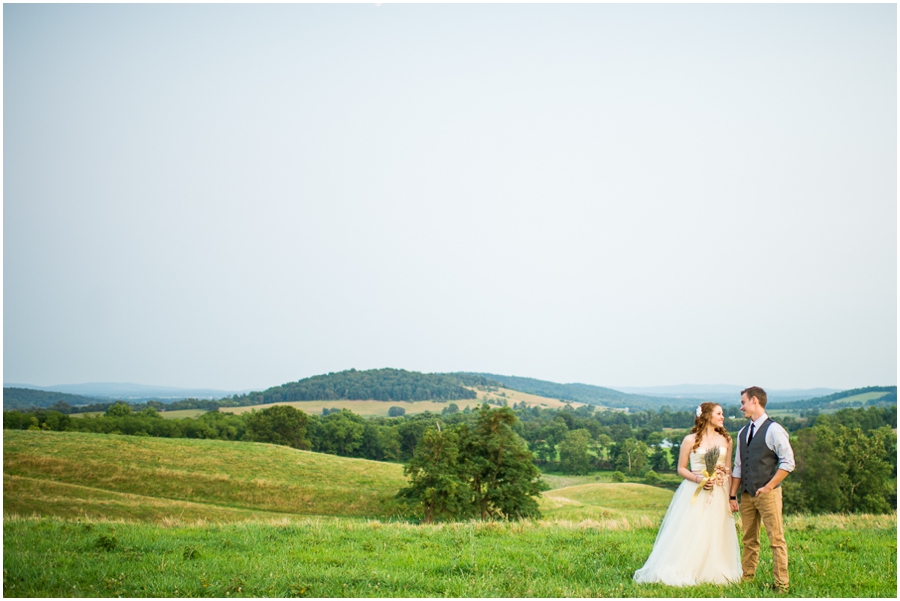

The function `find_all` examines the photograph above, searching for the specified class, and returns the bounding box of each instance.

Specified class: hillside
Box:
[231,368,478,405]
[3,430,408,521]
[455,372,703,410]
[766,386,897,412]
[540,483,673,524]
[4,382,239,400]
[2,387,103,411]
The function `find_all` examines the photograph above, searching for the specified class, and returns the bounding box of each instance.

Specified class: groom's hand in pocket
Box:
[755,484,773,496]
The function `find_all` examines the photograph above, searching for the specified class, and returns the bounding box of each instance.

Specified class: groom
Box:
[729,386,795,593]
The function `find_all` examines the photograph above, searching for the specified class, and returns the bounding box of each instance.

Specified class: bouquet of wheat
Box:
[691,447,729,505]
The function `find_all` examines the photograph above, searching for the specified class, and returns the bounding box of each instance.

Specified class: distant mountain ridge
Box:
[3,382,244,400]
[2,387,105,412]
[611,384,841,402]
[5,370,894,414]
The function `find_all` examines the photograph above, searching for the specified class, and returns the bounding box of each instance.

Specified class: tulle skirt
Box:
[633,479,742,586]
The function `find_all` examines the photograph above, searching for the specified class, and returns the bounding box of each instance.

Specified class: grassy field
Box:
[473,387,587,410]
[217,386,586,418]
[3,513,895,597]
[3,430,407,520]
[4,430,897,597]
[540,482,674,524]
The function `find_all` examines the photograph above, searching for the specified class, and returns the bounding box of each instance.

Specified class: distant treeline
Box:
[5,400,894,516]
[766,386,896,411]
[6,400,894,463]
[7,372,897,419]
[2,387,105,411]
[4,369,484,413]
[231,368,478,405]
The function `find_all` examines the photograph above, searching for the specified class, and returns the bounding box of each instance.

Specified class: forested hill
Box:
[766,386,897,411]
[3,387,103,411]
[451,373,703,410]
[231,368,478,405]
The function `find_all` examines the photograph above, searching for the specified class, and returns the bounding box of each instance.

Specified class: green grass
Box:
[540,482,674,524]
[4,429,897,597]
[3,513,895,597]
[3,430,407,520]
[828,391,892,405]
[541,470,681,490]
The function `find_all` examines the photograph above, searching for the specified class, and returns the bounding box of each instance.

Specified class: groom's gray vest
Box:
[739,418,780,496]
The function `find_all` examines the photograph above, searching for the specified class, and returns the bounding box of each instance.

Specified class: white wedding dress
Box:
[633,445,742,586]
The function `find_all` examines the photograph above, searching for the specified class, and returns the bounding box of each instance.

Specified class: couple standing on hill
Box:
[633,386,794,592]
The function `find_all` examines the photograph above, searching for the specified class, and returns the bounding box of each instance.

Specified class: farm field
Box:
[217,386,586,418]
[4,430,897,597]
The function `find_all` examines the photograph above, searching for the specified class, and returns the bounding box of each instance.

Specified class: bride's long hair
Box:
[691,402,732,452]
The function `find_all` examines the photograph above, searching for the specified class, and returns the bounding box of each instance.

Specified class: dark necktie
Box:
[747,422,756,445]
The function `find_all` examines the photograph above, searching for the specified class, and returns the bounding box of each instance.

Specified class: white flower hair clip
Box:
[695,405,703,418]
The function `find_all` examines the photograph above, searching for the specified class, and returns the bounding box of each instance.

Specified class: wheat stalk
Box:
[703,446,720,475]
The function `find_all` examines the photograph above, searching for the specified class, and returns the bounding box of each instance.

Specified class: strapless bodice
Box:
[689,445,729,473]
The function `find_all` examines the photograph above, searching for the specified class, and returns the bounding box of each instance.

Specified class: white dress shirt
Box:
[732,413,795,479]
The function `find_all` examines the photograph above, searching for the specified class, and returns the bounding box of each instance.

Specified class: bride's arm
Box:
[676,434,702,484]
[724,439,734,501]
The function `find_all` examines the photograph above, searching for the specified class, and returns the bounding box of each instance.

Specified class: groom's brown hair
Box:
[741,386,768,408]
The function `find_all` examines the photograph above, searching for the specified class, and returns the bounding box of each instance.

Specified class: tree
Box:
[137,407,162,419]
[558,429,593,475]
[244,405,310,450]
[459,406,545,520]
[649,446,672,472]
[397,426,470,523]
[785,423,895,514]
[104,402,131,417]
[532,418,569,464]
[614,438,649,475]
[317,409,366,456]
[399,406,545,522]
[388,406,406,417]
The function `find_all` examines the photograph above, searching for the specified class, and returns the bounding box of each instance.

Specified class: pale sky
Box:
[3,3,897,392]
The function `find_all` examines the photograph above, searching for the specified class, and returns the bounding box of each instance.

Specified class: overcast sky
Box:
[3,3,896,392]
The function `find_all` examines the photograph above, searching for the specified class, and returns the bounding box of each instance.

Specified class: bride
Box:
[633,402,742,586]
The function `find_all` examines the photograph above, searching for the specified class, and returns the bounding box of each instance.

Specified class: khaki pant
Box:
[740,487,788,588]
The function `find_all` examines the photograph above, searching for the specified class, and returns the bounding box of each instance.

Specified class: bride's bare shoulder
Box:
[682,433,696,445]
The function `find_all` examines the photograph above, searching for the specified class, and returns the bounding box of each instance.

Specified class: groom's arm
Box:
[755,469,790,496]
[729,478,741,512]
[756,424,795,496]
[729,439,742,511]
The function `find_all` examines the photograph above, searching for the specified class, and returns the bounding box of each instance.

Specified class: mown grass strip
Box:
[3,514,895,597]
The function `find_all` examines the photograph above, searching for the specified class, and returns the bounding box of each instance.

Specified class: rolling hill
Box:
[3,429,408,521]
[454,372,705,409]
[4,429,674,526]
[230,368,479,405]
[2,387,104,411]
[766,386,896,412]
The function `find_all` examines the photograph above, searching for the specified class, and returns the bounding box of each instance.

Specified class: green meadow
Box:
[4,430,897,597]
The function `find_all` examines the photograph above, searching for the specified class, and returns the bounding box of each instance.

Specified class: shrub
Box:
[612,471,626,483]
[644,469,659,485]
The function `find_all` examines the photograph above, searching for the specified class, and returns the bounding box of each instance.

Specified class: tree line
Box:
[228,368,478,405]
[4,401,894,518]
